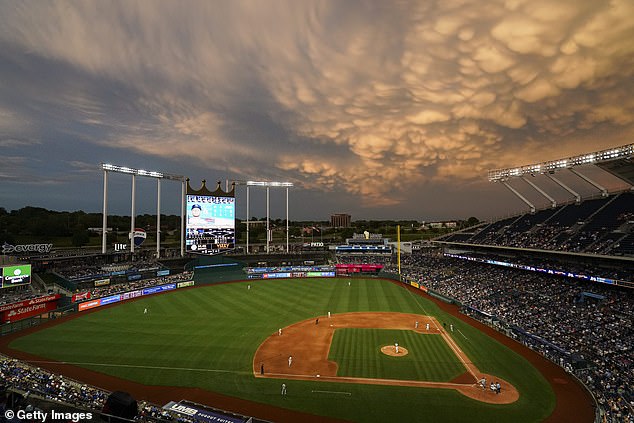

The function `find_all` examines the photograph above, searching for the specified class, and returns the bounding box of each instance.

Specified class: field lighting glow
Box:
[488,143,634,182]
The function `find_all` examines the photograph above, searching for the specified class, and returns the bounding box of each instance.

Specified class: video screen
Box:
[186,194,235,254]
[1,264,32,289]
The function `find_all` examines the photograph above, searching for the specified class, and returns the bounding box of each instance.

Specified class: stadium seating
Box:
[395,253,633,423]
[440,192,634,257]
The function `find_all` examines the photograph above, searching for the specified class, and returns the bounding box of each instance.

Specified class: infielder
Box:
[288,355,293,367]
[278,328,282,336]
[415,321,419,329]
[281,383,287,395]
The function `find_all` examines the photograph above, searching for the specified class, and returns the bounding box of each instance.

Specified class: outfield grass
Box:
[10,277,555,422]
[329,328,464,382]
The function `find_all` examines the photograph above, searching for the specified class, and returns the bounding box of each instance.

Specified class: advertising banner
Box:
[94,278,111,287]
[1,299,59,323]
[157,269,171,277]
[72,292,92,303]
[100,294,121,305]
[78,299,102,312]
[121,290,143,300]
[410,281,420,289]
[163,401,246,423]
[177,281,195,288]
[1,264,32,288]
[142,283,176,295]
[0,294,61,313]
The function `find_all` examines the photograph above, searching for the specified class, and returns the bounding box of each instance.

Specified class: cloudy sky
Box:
[0,0,633,221]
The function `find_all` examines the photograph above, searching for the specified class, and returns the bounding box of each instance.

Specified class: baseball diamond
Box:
[1,276,593,423]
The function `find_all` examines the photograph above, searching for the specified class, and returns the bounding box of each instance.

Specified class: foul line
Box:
[457,328,468,339]
[23,360,246,375]
[311,390,351,396]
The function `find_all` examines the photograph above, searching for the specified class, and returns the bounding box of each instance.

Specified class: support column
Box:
[156,178,161,258]
[522,177,557,208]
[246,185,250,255]
[130,174,136,254]
[547,174,581,203]
[102,170,108,254]
[266,186,270,254]
[570,168,607,197]
[503,181,535,213]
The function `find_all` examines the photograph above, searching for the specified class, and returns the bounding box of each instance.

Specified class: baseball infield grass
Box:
[9,276,555,423]
[329,328,465,381]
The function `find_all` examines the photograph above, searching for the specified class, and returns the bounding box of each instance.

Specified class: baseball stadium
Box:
[0,144,632,423]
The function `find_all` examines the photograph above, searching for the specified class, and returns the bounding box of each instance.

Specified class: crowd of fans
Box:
[394,253,633,423]
[444,193,634,257]
[0,288,40,307]
[56,260,164,283]
[0,354,233,422]
[78,271,194,300]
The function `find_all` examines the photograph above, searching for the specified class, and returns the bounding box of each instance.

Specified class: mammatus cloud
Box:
[0,0,633,210]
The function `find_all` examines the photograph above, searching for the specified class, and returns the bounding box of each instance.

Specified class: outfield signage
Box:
[2,243,52,254]
[94,278,111,287]
[72,292,92,303]
[163,401,246,423]
[0,294,61,313]
[78,282,190,312]
[444,253,632,288]
[142,283,176,295]
[121,290,143,300]
[1,264,32,288]
[100,294,122,306]
[0,294,61,323]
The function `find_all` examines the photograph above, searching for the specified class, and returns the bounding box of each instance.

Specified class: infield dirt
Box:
[253,311,519,404]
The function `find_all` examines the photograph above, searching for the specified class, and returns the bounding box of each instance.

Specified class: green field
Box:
[10,276,555,422]
[329,328,464,381]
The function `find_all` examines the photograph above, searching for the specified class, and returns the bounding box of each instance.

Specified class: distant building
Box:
[331,213,351,228]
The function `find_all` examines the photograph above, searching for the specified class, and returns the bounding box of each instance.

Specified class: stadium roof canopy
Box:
[488,143,634,183]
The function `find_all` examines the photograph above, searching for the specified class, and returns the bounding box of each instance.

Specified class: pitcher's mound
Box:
[381,345,409,357]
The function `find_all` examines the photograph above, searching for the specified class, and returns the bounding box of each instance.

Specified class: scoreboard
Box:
[1,264,32,289]
[186,194,235,254]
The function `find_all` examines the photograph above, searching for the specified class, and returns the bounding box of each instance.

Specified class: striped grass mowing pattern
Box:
[328,328,465,382]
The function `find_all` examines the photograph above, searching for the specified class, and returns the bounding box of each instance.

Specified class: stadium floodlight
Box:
[488,143,634,182]
[101,163,186,257]
[234,180,294,254]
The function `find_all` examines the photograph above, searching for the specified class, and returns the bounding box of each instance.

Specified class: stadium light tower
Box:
[233,180,294,254]
[101,164,185,257]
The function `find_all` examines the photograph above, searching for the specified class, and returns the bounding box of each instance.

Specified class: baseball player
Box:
[278,328,282,336]
[415,321,419,329]
[426,323,430,331]
[281,383,287,395]
[395,342,399,354]
[144,308,148,314]
[288,355,292,367]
